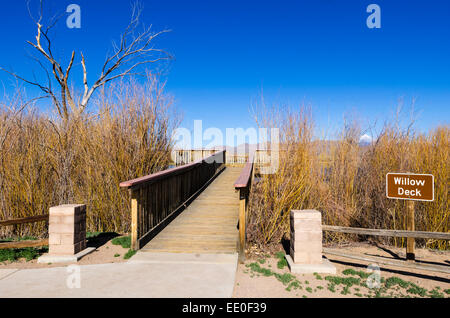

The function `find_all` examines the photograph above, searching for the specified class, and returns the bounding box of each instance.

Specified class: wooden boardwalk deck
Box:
[140,167,242,254]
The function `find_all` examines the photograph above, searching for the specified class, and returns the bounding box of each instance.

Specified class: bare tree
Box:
[0,0,171,204]
[0,0,171,120]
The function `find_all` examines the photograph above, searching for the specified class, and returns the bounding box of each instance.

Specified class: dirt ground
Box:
[0,233,129,269]
[233,242,450,298]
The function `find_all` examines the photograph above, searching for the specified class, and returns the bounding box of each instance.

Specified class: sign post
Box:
[406,200,415,261]
[386,173,434,262]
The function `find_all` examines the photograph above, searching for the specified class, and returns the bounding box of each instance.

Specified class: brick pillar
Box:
[48,204,87,255]
[290,210,322,264]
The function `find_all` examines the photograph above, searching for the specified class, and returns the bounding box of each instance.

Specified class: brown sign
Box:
[386,173,434,201]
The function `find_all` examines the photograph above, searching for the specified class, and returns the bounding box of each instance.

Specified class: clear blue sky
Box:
[0,0,449,144]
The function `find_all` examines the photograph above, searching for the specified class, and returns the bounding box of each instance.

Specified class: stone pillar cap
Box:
[49,204,86,215]
[290,209,321,219]
[51,204,85,208]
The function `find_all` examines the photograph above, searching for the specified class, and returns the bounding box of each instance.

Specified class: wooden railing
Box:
[225,154,249,165]
[120,150,226,250]
[0,214,49,249]
[171,149,219,166]
[172,149,276,175]
[172,149,249,166]
[234,152,255,261]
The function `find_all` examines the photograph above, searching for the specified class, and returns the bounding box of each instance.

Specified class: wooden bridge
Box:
[120,150,254,258]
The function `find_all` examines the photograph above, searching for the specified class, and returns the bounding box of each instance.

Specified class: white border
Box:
[386,173,434,202]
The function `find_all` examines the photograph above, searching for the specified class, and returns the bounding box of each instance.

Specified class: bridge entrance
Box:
[120,151,253,257]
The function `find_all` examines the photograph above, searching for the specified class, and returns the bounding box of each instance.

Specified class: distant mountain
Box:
[359,134,373,146]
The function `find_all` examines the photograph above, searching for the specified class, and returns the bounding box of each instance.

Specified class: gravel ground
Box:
[233,243,450,298]
[0,233,129,269]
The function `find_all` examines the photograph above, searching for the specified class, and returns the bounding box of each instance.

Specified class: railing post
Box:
[238,188,247,262]
[130,188,139,250]
[234,152,254,262]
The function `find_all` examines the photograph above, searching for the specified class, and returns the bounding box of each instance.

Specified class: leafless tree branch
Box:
[1,0,171,120]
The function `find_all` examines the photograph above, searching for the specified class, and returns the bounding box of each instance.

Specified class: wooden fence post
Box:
[406,200,415,261]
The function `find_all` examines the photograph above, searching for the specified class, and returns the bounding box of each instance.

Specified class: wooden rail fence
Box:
[234,153,255,261]
[323,225,450,241]
[0,214,49,249]
[323,225,450,273]
[120,150,226,250]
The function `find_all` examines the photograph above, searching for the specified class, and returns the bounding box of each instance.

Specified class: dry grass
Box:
[249,104,449,250]
[0,76,179,238]
[248,106,316,244]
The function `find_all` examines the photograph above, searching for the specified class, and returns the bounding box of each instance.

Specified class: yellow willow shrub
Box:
[73,78,180,233]
[0,107,58,237]
[248,106,318,245]
[248,104,449,250]
[352,125,416,246]
[0,77,180,238]
[408,127,449,249]
[312,120,362,244]
[321,121,360,223]
[354,125,449,249]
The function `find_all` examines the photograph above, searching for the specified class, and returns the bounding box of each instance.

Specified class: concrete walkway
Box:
[0,252,238,298]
